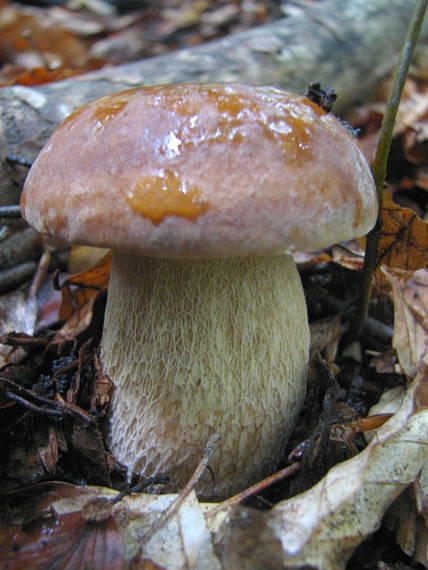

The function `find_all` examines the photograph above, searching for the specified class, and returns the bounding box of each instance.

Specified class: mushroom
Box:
[20,83,377,498]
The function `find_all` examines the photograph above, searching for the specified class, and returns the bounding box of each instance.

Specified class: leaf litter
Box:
[1,3,428,568]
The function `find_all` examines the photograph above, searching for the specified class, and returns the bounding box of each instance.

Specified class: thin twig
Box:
[80,475,170,523]
[1,376,95,424]
[205,462,300,519]
[0,333,49,347]
[0,227,43,270]
[0,261,37,294]
[141,433,220,543]
[352,0,428,340]
[4,391,65,418]
[6,153,33,168]
[112,475,170,505]
[28,247,52,299]
[0,205,22,218]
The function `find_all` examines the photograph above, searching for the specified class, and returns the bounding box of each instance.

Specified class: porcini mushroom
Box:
[21,83,377,498]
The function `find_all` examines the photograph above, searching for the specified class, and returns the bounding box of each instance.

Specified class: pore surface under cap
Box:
[21,83,377,257]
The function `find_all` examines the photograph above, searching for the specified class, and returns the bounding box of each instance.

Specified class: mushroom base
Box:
[102,253,309,498]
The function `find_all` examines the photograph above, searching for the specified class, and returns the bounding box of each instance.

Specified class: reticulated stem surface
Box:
[102,253,309,498]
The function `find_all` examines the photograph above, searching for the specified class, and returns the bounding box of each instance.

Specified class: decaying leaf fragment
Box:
[224,372,428,570]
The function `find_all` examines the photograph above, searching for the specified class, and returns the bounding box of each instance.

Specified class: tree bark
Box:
[0,0,426,205]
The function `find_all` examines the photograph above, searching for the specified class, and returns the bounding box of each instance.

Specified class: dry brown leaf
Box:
[0,483,124,570]
[0,8,89,69]
[51,253,110,345]
[6,438,48,489]
[59,251,111,321]
[377,190,428,272]
[33,423,66,475]
[382,267,428,378]
[9,66,81,86]
[54,292,100,345]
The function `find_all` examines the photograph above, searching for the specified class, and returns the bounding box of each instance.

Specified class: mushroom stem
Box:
[101,252,309,498]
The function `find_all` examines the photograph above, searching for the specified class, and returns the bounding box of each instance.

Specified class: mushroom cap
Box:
[21,83,377,257]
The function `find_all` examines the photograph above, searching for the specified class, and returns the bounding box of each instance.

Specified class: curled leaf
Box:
[224,371,428,569]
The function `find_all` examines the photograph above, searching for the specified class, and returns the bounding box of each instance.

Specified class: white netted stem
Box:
[101,253,309,498]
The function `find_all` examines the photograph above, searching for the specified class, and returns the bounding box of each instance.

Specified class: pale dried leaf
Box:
[54,490,221,569]
[139,493,221,570]
[224,373,428,569]
[367,385,405,418]
[383,267,428,378]
[416,458,428,518]
[368,384,428,567]
[0,290,37,366]
[411,459,428,567]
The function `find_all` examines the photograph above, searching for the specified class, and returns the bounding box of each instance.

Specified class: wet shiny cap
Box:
[21,83,377,257]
